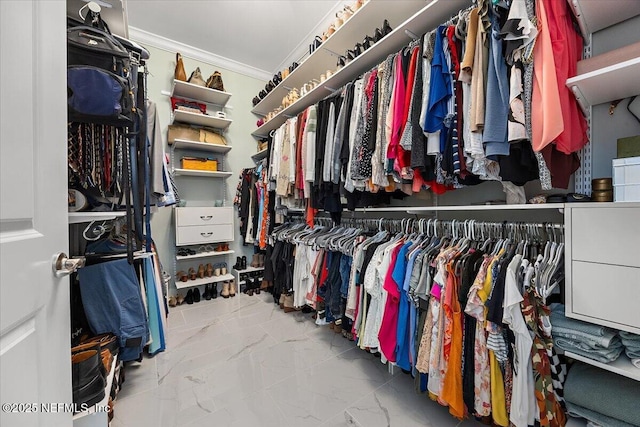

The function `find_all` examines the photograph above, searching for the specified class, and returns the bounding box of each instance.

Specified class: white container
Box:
[613,156,640,202]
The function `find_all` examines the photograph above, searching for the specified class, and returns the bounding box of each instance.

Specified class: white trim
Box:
[128,27,272,82]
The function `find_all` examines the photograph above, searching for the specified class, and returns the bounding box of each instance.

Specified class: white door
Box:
[0,1,72,426]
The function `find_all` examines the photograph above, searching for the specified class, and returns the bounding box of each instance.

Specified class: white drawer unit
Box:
[565,203,640,334]
[175,207,234,246]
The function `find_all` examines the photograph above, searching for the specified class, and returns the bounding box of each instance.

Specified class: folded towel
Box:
[619,331,640,342]
[566,402,637,427]
[555,337,623,363]
[564,363,640,426]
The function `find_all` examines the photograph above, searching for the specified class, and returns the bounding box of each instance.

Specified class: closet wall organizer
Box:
[66,5,169,427]
[251,0,640,426]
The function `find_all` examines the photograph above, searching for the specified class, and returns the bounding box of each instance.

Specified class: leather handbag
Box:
[206,71,225,92]
[175,53,187,81]
[188,67,206,87]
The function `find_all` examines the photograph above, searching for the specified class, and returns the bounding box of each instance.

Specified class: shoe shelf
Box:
[171,79,232,107]
[234,266,264,274]
[564,351,640,382]
[251,147,269,162]
[175,273,235,290]
[172,138,232,154]
[251,0,427,117]
[568,0,640,39]
[68,211,127,224]
[173,169,233,178]
[251,0,472,137]
[176,249,235,261]
[172,110,233,130]
[73,355,119,425]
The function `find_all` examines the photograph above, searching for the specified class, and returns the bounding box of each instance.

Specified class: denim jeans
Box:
[339,255,352,297]
[78,258,148,362]
[324,252,343,319]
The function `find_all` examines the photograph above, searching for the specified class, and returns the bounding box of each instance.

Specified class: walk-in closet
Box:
[1,0,639,426]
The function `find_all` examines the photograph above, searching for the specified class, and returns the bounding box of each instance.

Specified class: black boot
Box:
[233,256,241,270]
[211,283,218,299]
[193,287,201,303]
[241,256,247,270]
[203,284,211,300]
[185,289,194,304]
[72,349,106,410]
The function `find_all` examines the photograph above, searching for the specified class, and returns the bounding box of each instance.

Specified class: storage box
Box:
[617,135,640,159]
[199,128,227,145]
[168,124,200,143]
[613,156,640,202]
[181,157,218,171]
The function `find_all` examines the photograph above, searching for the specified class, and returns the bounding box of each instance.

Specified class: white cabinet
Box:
[565,203,640,335]
[175,207,234,246]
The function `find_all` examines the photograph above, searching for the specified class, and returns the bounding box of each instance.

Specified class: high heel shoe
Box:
[382,19,392,36]
[188,267,197,281]
[197,264,205,279]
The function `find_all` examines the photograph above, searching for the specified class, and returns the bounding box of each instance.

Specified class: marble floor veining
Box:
[112,292,586,427]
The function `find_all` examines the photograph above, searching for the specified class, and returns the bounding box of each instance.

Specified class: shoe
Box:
[221,281,230,298]
[233,256,241,270]
[188,267,197,281]
[252,96,260,106]
[176,293,185,305]
[258,254,265,268]
[259,89,267,99]
[245,278,254,296]
[228,279,236,297]
[250,254,259,268]
[73,334,118,358]
[72,349,106,410]
[373,27,384,42]
[279,293,285,309]
[283,294,296,313]
[168,296,177,307]
[220,262,228,275]
[254,279,260,295]
[211,283,218,299]
[205,263,213,277]
[176,270,188,282]
[203,284,211,300]
[241,256,247,270]
[214,264,221,276]
[382,19,392,36]
[185,289,194,304]
[197,264,205,279]
[362,35,375,50]
[193,287,201,303]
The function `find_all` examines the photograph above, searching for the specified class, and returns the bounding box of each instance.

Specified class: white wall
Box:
[141,44,265,296]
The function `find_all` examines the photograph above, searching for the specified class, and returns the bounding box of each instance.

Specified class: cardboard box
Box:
[181,157,218,171]
[199,128,227,145]
[168,124,200,143]
[617,135,640,159]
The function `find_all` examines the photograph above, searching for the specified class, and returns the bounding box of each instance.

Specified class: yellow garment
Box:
[489,350,509,426]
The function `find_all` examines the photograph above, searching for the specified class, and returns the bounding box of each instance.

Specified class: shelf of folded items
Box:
[251,0,427,116]
[251,0,472,137]
[73,354,119,422]
[564,351,640,382]
[176,249,235,261]
[172,110,232,130]
[175,273,234,290]
[172,138,232,154]
[171,79,232,107]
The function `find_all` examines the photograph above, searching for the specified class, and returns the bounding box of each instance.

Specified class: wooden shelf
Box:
[567,57,640,112]
[175,273,234,290]
[176,249,235,261]
[68,211,127,224]
[568,0,640,39]
[251,0,428,117]
[171,79,231,107]
[172,138,232,154]
[251,148,269,161]
[172,110,232,129]
[565,351,640,382]
[73,355,118,421]
[173,169,233,178]
[251,0,472,137]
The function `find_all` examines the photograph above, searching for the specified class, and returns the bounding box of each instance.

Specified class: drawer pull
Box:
[200,215,213,221]
[200,232,213,237]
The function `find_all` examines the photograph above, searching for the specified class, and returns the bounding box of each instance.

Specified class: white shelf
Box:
[568,0,640,39]
[173,169,233,178]
[172,110,232,129]
[171,79,231,107]
[251,148,269,161]
[73,355,118,422]
[567,57,640,112]
[251,0,472,137]
[234,266,264,274]
[565,351,640,382]
[172,138,232,154]
[175,273,234,290]
[176,249,234,261]
[68,211,127,224]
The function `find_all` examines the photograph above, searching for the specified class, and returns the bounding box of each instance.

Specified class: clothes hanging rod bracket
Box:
[404,29,419,40]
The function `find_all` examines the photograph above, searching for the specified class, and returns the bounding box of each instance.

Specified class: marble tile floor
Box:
[112,292,586,427]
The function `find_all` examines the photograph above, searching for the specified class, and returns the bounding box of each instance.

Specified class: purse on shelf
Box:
[188,67,207,87]
[206,71,225,92]
[175,53,186,81]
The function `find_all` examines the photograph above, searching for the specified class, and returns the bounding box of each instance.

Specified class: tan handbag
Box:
[175,53,186,81]
[206,71,225,92]
[188,67,207,87]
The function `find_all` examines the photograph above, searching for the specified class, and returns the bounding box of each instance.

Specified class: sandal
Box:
[188,267,197,281]
[176,270,188,282]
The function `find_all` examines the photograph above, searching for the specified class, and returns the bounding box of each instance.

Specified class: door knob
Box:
[52,252,86,278]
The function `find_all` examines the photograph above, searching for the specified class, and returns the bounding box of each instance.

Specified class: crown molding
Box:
[128,27,272,82]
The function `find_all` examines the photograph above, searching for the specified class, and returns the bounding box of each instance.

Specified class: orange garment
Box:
[441,262,466,420]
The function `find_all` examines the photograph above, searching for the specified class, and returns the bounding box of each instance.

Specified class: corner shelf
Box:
[68,211,127,224]
[175,273,234,290]
[172,138,232,154]
[173,169,233,178]
[176,249,235,261]
[568,0,640,39]
[234,266,264,274]
[251,148,269,161]
[251,0,472,137]
[73,355,118,423]
[172,110,232,129]
[564,351,640,382]
[171,79,232,107]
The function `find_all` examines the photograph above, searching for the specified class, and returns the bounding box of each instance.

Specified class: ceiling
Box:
[126,0,340,74]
